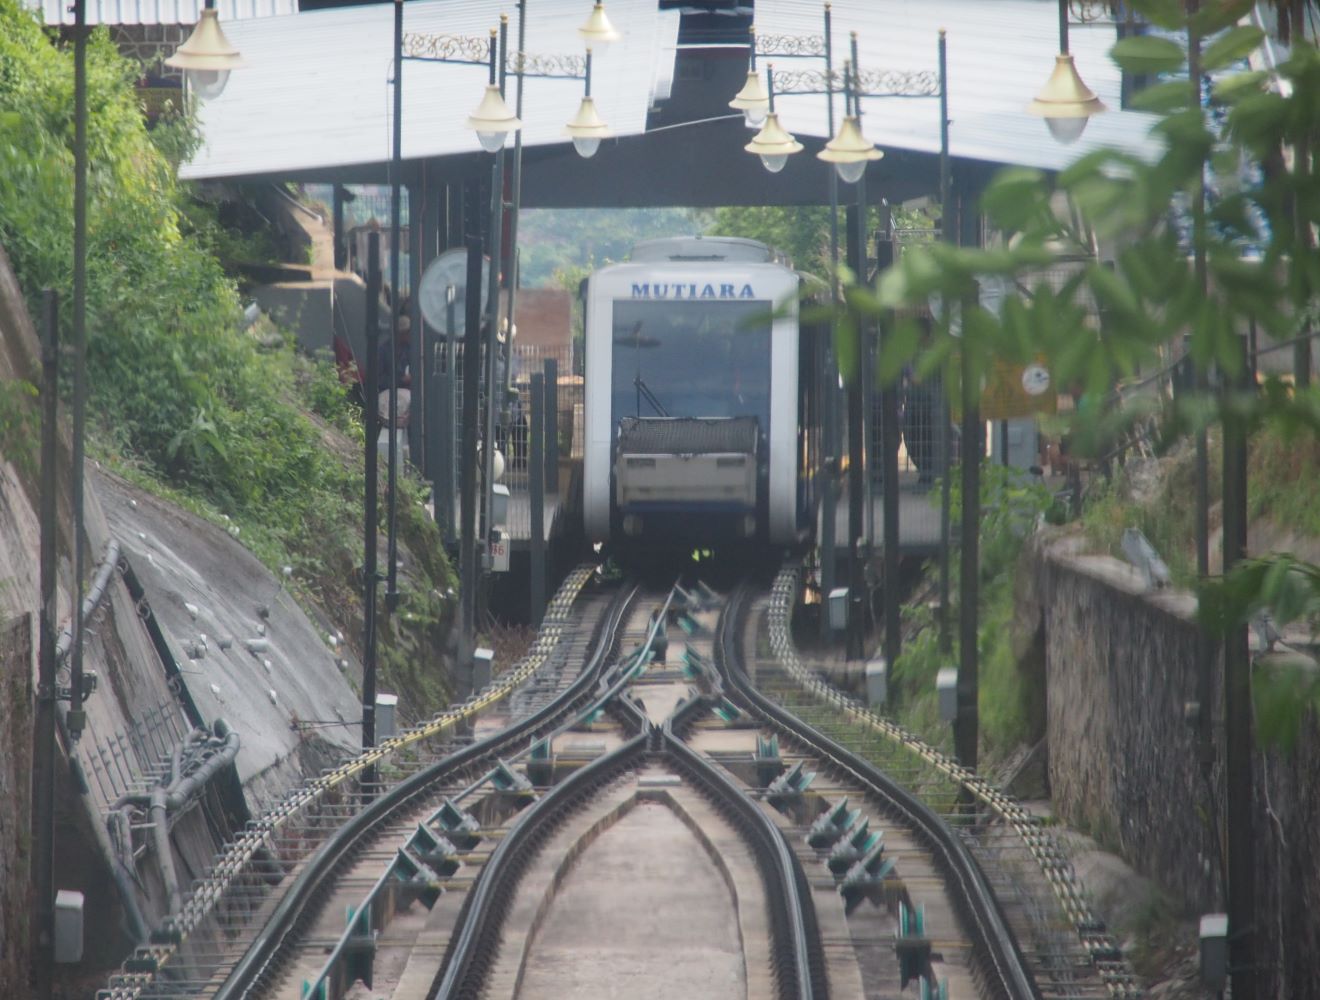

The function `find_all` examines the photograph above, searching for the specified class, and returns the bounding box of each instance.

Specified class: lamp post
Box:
[164,0,244,99]
[745,21,941,662]
[385,0,405,613]
[1027,0,1106,144]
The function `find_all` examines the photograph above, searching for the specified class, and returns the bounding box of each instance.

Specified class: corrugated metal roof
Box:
[178,0,680,181]
[753,0,1165,171]
[25,0,295,27]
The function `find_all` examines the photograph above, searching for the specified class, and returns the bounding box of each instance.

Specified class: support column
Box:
[459,236,485,693]
[876,224,900,671]
[953,177,982,772]
[408,180,424,471]
[362,234,382,749]
[845,201,867,661]
[529,371,546,626]
[332,185,347,271]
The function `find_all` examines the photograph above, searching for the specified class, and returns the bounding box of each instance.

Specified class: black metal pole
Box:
[333,185,347,271]
[362,234,382,749]
[409,183,424,471]
[937,30,953,655]
[529,371,546,626]
[845,48,868,661]
[954,181,981,772]
[1223,342,1255,1000]
[459,236,484,690]
[385,0,404,613]
[850,35,875,593]
[878,222,901,671]
[846,195,866,661]
[504,0,527,418]
[431,285,456,543]
[69,0,87,744]
[483,21,509,598]
[544,356,559,493]
[1057,0,1069,54]
[820,1,839,638]
[34,289,59,1000]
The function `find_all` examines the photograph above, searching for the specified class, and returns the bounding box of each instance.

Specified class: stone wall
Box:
[0,615,31,995]
[1020,534,1320,998]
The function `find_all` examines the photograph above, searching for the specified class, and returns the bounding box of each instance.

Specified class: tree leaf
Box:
[1200,25,1265,72]
[1110,35,1187,76]
[1128,80,1192,113]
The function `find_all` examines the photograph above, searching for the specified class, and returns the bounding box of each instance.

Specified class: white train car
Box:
[582,236,821,552]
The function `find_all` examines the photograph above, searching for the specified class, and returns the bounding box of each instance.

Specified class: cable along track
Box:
[97,564,609,1000]
[708,581,1041,1000]
[754,564,1142,999]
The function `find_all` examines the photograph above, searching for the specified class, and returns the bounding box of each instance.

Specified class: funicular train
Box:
[581,236,825,555]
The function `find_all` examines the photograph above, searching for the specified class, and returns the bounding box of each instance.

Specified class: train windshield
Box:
[611,300,772,435]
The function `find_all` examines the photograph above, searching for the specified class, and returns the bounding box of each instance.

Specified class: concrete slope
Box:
[96,470,362,810]
[0,242,363,975]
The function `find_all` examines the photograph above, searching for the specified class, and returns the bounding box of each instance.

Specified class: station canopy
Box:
[176,0,680,181]
[753,0,1163,172]
[25,0,296,26]
[171,0,1167,205]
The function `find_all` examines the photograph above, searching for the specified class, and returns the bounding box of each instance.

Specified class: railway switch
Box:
[808,797,860,848]
[527,737,555,785]
[406,824,461,877]
[894,901,932,987]
[829,822,881,875]
[435,799,481,850]
[392,847,444,910]
[841,841,899,914]
[754,734,783,786]
[766,760,815,805]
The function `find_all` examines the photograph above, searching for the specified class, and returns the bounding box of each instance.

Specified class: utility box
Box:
[375,692,399,742]
[828,588,849,633]
[937,668,958,723]
[489,527,510,573]
[54,889,84,963]
[865,658,888,707]
[491,483,510,528]
[1199,913,1228,989]
[473,647,494,693]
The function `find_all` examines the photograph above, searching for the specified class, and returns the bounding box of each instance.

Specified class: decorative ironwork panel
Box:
[403,31,489,63]
[513,51,586,79]
[857,68,940,97]
[1068,0,1119,24]
[773,67,939,98]
[756,33,827,58]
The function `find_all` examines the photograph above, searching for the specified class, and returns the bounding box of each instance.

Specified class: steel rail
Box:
[718,579,1043,1000]
[211,579,642,1000]
[99,566,601,1000]
[660,708,824,1000]
[760,565,1141,997]
[430,688,654,999]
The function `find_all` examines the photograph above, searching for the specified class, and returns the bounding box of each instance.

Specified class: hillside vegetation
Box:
[0,0,454,711]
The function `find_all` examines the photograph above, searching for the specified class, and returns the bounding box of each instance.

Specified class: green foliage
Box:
[0,0,456,717]
[890,465,1054,763]
[0,378,38,478]
[708,205,833,273]
[517,208,711,287]
[829,4,1320,753]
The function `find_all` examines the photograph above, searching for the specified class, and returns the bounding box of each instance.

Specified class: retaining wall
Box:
[1019,534,1320,998]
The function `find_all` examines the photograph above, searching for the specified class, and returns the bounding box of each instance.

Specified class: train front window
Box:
[611,300,772,432]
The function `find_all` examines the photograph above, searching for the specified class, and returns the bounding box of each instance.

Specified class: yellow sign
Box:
[981,357,1058,420]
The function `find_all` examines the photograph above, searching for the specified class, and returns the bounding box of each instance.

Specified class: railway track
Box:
[102,568,1054,1000]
